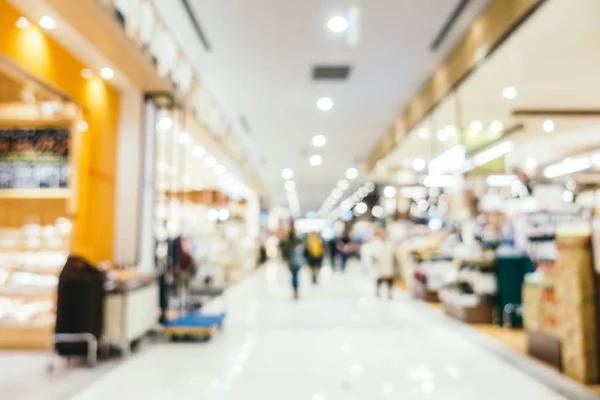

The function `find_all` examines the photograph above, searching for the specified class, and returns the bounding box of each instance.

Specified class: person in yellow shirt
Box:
[304,231,324,284]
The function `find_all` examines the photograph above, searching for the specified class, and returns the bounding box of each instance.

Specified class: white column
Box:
[113,89,143,265]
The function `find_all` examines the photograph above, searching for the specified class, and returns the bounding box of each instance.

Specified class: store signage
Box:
[428,145,466,176]
[0,129,70,189]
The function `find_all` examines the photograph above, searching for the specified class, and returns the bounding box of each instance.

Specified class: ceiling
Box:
[381,0,600,181]
[152,0,492,212]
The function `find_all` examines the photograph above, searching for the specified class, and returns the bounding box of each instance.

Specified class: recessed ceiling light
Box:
[207,209,219,221]
[502,86,518,99]
[337,180,349,190]
[470,120,483,133]
[437,130,448,142]
[309,154,323,166]
[179,132,190,144]
[418,128,430,139]
[158,116,173,131]
[218,208,230,221]
[355,202,368,214]
[81,68,93,79]
[445,125,457,136]
[316,97,334,111]
[327,16,349,33]
[312,134,327,147]
[525,157,538,170]
[99,67,114,80]
[413,158,426,172]
[285,180,296,191]
[346,168,359,180]
[16,17,29,29]
[193,145,205,157]
[281,168,293,180]
[365,182,375,192]
[490,120,503,133]
[157,162,169,172]
[384,186,396,198]
[205,156,217,168]
[371,205,384,218]
[76,120,88,132]
[542,119,555,133]
[332,188,343,198]
[39,16,56,30]
[215,164,226,175]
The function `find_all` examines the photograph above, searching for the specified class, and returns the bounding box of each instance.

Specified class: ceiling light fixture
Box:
[316,97,334,111]
[207,209,219,221]
[158,116,173,131]
[437,130,448,142]
[99,67,115,80]
[445,125,457,137]
[309,154,323,166]
[544,156,591,179]
[312,134,327,147]
[502,86,518,99]
[16,17,29,29]
[346,168,359,180]
[81,68,93,79]
[490,120,503,133]
[383,186,396,198]
[39,16,56,30]
[214,164,226,175]
[179,132,190,144]
[205,156,217,168]
[355,202,368,214]
[76,120,88,132]
[371,205,384,218]
[486,175,517,187]
[470,120,484,133]
[332,188,343,198]
[423,175,457,188]
[327,16,349,33]
[193,145,205,158]
[337,180,349,190]
[281,168,293,180]
[542,119,555,133]
[413,158,426,172]
[472,141,514,167]
[525,157,537,170]
[285,180,296,191]
[418,128,430,140]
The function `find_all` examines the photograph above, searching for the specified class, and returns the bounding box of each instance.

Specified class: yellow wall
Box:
[0,0,120,263]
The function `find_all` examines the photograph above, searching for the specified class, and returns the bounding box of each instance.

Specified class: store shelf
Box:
[0,189,70,199]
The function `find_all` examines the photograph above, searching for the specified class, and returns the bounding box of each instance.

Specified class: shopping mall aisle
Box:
[72,262,567,400]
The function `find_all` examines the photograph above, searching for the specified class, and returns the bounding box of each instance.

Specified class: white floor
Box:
[71,262,567,400]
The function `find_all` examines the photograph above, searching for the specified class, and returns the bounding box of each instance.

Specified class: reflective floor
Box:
[72,262,566,400]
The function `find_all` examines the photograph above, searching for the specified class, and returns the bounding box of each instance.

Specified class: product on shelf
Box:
[554,234,598,384]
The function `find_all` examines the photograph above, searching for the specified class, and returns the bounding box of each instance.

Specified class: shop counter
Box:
[102,273,159,353]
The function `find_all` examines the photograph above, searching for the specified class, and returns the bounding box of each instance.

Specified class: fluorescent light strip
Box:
[423,175,456,188]
[544,156,592,179]
[486,175,517,187]
[472,141,514,167]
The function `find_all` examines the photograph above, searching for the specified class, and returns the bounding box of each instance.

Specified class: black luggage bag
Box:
[54,256,106,360]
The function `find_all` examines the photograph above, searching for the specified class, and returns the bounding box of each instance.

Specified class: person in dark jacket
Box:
[279,227,303,300]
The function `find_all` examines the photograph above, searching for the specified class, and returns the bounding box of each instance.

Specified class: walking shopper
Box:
[279,228,302,300]
[337,231,352,272]
[371,227,396,299]
[305,231,324,284]
[328,238,337,268]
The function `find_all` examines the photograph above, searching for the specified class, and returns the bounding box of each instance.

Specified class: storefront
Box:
[0,0,121,348]
[368,0,600,390]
